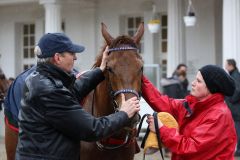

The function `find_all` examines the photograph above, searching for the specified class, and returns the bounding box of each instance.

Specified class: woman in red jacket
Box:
[142,65,237,160]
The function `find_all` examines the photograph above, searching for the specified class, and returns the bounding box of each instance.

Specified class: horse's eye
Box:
[139,66,143,73]
[106,67,114,74]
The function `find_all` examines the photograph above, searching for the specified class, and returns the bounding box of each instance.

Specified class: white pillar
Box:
[39,0,62,33]
[223,0,240,68]
[167,0,185,77]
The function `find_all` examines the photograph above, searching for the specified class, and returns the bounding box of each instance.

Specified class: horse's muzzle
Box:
[129,112,141,128]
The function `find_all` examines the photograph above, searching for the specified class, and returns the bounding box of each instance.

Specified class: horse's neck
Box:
[93,79,115,117]
[0,79,9,95]
[82,79,113,116]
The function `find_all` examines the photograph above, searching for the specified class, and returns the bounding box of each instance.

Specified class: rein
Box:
[137,113,165,160]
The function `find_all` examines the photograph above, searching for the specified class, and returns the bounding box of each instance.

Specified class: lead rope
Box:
[137,112,164,160]
[153,112,164,160]
[136,113,150,160]
[136,114,151,137]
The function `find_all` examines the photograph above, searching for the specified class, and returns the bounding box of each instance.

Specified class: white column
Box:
[39,0,62,33]
[167,0,185,77]
[223,0,240,68]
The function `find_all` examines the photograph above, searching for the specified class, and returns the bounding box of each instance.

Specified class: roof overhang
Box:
[0,0,38,6]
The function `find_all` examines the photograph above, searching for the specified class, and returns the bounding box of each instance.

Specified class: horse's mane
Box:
[92,35,141,68]
[92,44,107,69]
[0,73,9,100]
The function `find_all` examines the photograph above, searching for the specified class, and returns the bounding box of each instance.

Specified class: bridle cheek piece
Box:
[112,89,141,112]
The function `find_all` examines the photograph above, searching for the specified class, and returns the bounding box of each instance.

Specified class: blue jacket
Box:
[4,66,36,128]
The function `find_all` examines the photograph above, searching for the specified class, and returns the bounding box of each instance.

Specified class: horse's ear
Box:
[101,23,114,45]
[132,22,144,44]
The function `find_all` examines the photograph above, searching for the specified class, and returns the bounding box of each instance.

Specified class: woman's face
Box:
[224,61,233,73]
[190,71,211,100]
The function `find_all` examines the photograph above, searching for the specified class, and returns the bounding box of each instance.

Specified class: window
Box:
[160,14,168,78]
[161,59,167,78]
[22,24,35,70]
[161,15,168,53]
[126,16,144,53]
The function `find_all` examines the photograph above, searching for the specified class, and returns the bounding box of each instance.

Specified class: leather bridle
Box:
[96,45,142,150]
[106,46,142,111]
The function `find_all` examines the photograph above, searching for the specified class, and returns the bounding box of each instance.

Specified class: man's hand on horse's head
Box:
[100,46,109,71]
[120,94,140,118]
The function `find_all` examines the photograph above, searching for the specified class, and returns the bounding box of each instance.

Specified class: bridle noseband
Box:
[111,89,141,112]
[113,89,140,100]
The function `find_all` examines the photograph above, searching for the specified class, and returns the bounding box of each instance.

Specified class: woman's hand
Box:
[147,115,164,133]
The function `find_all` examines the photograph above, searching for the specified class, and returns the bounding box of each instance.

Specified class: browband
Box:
[108,46,138,54]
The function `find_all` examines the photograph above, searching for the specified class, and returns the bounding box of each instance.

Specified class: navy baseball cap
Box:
[36,33,85,58]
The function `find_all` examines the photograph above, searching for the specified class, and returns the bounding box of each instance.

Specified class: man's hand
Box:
[99,46,109,71]
[119,94,140,118]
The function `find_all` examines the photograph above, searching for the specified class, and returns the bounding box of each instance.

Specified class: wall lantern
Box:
[148,4,160,33]
[183,0,196,27]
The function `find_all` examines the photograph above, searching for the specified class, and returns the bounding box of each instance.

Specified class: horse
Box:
[0,72,17,160]
[0,73,9,109]
[80,22,144,160]
[0,72,14,160]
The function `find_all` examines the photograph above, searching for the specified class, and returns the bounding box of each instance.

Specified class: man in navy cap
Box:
[15,33,140,160]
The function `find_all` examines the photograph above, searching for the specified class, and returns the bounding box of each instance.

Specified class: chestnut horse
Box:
[0,72,9,112]
[0,73,9,105]
[80,23,144,160]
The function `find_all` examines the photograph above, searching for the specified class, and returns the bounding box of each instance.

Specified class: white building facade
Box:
[0,0,239,79]
[0,0,239,135]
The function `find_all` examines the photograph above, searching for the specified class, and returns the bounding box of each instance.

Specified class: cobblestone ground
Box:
[0,137,169,160]
[1,138,240,160]
[0,137,6,160]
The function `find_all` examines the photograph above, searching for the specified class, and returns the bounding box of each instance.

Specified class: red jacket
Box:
[142,76,236,160]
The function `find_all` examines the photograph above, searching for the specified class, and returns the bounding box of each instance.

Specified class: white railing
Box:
[138,64,161,137]
[143,64,161,90]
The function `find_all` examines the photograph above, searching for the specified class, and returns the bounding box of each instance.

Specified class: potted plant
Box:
[183,11,196,27]
[147,19,160,33]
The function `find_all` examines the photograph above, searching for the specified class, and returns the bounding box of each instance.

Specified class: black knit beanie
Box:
[199,65,235,96]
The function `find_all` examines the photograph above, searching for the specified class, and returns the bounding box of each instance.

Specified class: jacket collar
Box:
[36,63,76,88]
[229,68,239,75]
[185,93,224,115]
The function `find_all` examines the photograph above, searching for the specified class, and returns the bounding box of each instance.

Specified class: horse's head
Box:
[101,22,144,128]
